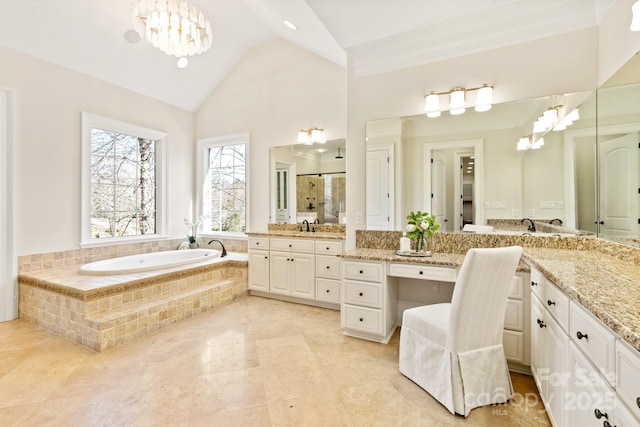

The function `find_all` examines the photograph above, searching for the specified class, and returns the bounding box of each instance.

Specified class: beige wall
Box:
[196,39,347,232]
[0,45,196,255]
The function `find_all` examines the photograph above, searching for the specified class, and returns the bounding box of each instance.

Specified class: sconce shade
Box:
[449,89,466,115]
[474,85,493,112]
[517,136,531,151]
[298,128,324,145]
[532,119,548,134]
[543,107,558,123]
[425,93,441,118]
[531,138,544,149]
[632,0,640,31]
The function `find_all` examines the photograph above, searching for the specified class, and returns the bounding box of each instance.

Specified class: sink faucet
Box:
[521,218,536,232]
[313,219,320,224]
[207,239,227,257]
[550,218,563,225]
[302,219,310,232]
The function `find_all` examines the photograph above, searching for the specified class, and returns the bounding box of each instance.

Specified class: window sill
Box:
[79,234,171,248]
[199,232,248,241]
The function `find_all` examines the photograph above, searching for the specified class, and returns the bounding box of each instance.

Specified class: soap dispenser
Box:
[400,232,411,252]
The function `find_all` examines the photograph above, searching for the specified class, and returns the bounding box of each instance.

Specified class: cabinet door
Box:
[568,342,617,427]
[291,253,315,299]
[270,251,292,295]
[530,296,546,385]
[248,250,269,291]
[544,315,569,427]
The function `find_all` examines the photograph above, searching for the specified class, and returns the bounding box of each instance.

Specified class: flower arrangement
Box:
[405,210,440,252]
[184,215,206,246]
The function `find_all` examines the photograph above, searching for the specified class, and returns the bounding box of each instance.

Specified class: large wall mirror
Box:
[270,139,346,224]
[365,51,640,246]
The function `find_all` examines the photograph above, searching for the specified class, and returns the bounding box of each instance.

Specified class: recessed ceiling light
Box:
[177,57,189,69]
[283,20,298,31]
[316,148,326,153]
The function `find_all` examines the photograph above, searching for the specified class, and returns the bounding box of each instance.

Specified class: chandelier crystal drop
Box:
[132,0,213,57]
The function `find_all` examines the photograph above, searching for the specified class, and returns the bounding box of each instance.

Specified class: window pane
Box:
[90,128,157,238]
[207,142,246,233]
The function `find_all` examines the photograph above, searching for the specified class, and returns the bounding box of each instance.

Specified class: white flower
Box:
[406,224,416,232]
[421,220,429,230]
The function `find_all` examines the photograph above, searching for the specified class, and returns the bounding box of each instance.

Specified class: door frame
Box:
[424,139,484,227]
[270,157,296,224]
[0,87,16,321]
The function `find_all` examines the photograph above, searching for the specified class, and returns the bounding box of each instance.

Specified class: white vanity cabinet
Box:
[341,260,398,344]
[248,237,270,292]
[529,266,640,427]
[248,235,343,308]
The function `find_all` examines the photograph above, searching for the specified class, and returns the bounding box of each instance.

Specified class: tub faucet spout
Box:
[207,239,227,257]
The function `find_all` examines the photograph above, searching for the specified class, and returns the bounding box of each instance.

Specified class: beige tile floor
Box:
[0,296,551,426]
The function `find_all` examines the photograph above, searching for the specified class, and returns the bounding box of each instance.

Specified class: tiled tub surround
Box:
[351,230,640,353]
[18,252,248,352]
[18,237,248,274]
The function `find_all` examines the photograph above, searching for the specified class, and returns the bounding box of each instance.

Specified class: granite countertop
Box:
[247,230,345,240]
[522,247,640,353]
[341,247,640,353]
[339,248,530,272]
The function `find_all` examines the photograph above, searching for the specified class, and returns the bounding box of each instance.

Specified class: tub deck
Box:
[18,253,248,351]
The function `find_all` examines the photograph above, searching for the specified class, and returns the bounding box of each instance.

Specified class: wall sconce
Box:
[424,84,494,117]
[297,127,325,145]
[517,135,545,151]
[552,108,580,131]
[632,0,640,31]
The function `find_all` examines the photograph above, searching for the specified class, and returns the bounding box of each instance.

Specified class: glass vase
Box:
[414,233,428,253]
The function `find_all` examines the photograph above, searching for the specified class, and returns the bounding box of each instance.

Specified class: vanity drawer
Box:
[507,276,524,300]
[570,301,616,381]
[503,330,524,363]
[504,299,524,331]
[388,262,457,282]
[616,340,640,421]
[316,255,341,280]
[343,260,384,283]
[343,280,382,308]
[248,237,269,250]
[342,304,383,335]
[316,279,340,303]
[315,240,343,255]
[545,281,570,333]
[269,237,315,253]
[530,268,545,302]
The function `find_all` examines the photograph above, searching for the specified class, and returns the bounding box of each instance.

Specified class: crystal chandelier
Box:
[132,0,213,58]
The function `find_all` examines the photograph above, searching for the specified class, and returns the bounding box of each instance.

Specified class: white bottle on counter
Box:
[400,232,411,252]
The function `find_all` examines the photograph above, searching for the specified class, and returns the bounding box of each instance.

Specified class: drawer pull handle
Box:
[576,331,588,340]
[594,408,608,420]
[636,397,640,408]
[256,242,260,245]
[289,244,292,247]
[531,281,538,287]
[603,422,615,427]
[264,256,268,259]
[326,289,330,293]
[326,247,330,250]
[536,319,546,328]
[359,270,364,274]
[359,292,363,296]
[359,317,364,322]
[547,300,555,306]
[419,271,424,275]
[326,266,330,269]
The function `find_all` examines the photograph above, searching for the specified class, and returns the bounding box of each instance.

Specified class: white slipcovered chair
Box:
[399,246,523,417]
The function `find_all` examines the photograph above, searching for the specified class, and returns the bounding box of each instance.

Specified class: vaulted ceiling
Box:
[0,0,612,111]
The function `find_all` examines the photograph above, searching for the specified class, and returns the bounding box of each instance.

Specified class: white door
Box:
[366,148,390,230]
[275,168,289,222]
[431,151,447,228]
[599,133,639,237]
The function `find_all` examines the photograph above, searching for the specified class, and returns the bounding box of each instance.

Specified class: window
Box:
[198,134,248,235]
[81,113,167,246]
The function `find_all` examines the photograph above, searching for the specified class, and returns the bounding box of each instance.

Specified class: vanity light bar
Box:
[297,127,325,145]
[424,84,494,117]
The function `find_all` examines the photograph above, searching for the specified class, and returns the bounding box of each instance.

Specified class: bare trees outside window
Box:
[90,128,157,238]
[207,143,246,233]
